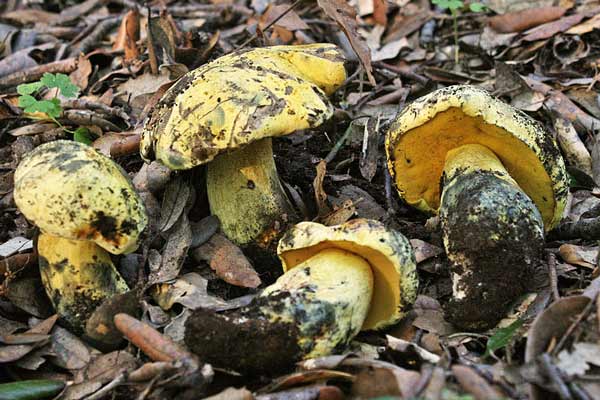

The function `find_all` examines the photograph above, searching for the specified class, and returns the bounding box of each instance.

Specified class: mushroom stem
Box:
[206,137,297,249]
[185,248,373,374]
[37,233,129,333]
[440,144,544,330]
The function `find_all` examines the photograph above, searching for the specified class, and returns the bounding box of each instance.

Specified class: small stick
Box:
[539,353,573,400]
[547,251,560,302]
[0,58,78,90]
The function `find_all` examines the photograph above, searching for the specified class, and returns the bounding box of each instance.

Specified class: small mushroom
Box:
[14,140,147,333]
[141,44,347,252]
[385,85,569,329]
[185,219,417,374]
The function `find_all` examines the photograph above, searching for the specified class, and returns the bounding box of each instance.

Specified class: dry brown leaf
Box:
[313,160,330,217]
[410,239,444,264]
[113,9,140,63]
[554,117,593,175]
[259,4,309,31]
[522,13,585,41]
[69,55,92,91]
[321,199,356,226]
[317,0,376,85]
[488,6,566,33]
[452,365,504,400]
[193,233,261,288]
[567,13,600,34]
[350,363,420,398]
[559,244,598,269]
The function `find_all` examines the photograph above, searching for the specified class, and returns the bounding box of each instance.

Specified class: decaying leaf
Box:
[559,244,598,269]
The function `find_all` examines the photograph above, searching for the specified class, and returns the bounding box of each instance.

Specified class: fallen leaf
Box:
[410,239,444,264]
[350,363,420,398]
[371,38,408,61]
[554,117,593,176]
[488,6,566,33]
[0,236,32,257]
[159,174,192,232]
[50,327,91,370]
[557,342,600,376]
[321,199,356,226]
[150,213,193,284]
[193,233,261,288]
[153,272,230,311]
[317,0,375,85]
[559,244,597,269]
[259,4,309,31]
[567,13,600,34]
[204,387,254,400]
[452,365,504,399]
[522,13,585,41]
[313,160,331,217]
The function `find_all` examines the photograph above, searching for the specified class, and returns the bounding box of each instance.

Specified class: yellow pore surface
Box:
[390,107,557,227]
[278,219,417,331]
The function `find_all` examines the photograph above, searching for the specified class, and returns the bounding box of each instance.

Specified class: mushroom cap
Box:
[14,140,147,254]
[141,44,347,170]
[277,219,417,330]
[385,85,569,230]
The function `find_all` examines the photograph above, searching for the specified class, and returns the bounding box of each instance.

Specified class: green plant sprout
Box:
[17,73,94,144]
[432,0,486,65]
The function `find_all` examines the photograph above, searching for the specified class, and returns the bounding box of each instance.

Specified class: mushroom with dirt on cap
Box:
[385,85,569,330]
[184,218,418,374]
[13,140,148,334]
[140,44,347,255]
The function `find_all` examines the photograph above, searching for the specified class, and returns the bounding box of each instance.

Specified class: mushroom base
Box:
[440,171,544,330]
[185,248,373,374]
[207,138,297,269]
[37,233,129,334]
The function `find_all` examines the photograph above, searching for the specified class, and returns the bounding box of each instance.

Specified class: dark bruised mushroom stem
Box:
[440,145,544,330]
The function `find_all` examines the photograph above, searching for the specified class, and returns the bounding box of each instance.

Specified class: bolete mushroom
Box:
[385,85,569,329]
[14,140,147,333]
[185,218,417,373]
[140,44,346,252]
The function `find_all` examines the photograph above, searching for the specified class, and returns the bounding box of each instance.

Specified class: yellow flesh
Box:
[443,144,517,186]
[37,233,129,331]
[391,107,556,226]
[280,240,401,330]
[261,248,374,358]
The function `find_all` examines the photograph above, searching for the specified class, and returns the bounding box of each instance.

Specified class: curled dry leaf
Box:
[313,160,330,217]
[152,272,231,311]
[193,233,261,288]
[558,244,598,269]
[488,6,566,33]
[317,0,375,85]
[554,117,593,176]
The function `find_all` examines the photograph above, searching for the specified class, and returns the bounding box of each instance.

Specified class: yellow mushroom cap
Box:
[277,219,417,330]
[141,44,347,170]
[385,85,569,230]
[14,140,147,254]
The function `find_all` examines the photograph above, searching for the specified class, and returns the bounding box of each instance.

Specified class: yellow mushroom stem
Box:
[206,138,297,248]
[184,248,374,373]
[37,233,129,334]
[440,144,544,330]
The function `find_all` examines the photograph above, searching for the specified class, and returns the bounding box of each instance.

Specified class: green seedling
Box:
[17,73,93,144]
[432,0,486,65]
[484,318,523,359]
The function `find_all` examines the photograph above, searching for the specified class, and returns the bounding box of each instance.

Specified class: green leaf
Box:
[16,81,43,95]
[0,379,65,400]
[484,319,524,358]
[73,127,95,145]
[24,98,62,119]
[432,0,464,11]
[469,2,486,12]
[40,73,79,98]
[18,94,38,109]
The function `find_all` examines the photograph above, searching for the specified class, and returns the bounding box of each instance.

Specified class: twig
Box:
[236,0,303,50]
[547,251,560,302]
[539,353,573,400]
[0,58,78,91]
[549,217,600,241]
[84,374,127,400]
[62,99,130,122]
[69,16,121,57]
[374,61,429,85]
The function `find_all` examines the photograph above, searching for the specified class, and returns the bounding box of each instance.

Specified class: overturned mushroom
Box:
[386,85,569,330]
[14,140,147,333]
[185,219,417,374]
[141,44,346,254]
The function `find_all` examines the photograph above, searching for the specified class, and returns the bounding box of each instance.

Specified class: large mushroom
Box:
[185,219,417,373]
[14,140,147,333]
[140,44,346,253]
[386,85,569,330]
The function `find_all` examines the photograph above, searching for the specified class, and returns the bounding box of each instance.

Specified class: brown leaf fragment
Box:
[0,344,39,363]
[113,9,140,63]
[193,233,261,288]
[567,13,600,34]
[559,244,597,269]
[317,0,376,85]
[200,387,254,400]
[350,364,420,399]
[50,327,91,370]
[554,117,592,175]
[321,199,356,226]
[114,313,193,363]
[359,116,380,182]
[452,365,504,400]
[313,160,331,217]
[522,13,585,41]
[260,4,309,31]
[92,133,141,158]
[410,239,444,264]
[488,7,566,33]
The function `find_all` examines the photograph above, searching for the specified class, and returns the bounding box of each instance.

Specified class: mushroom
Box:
[140,44,347,253]
[185,218,417,373]
[13,140,147,333]
[385,85,569,329]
